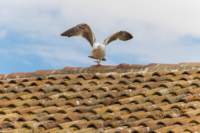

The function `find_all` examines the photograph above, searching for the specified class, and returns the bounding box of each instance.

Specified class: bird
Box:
[61,23,133,65]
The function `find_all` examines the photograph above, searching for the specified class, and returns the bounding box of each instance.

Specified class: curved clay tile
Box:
[1,63,200,132]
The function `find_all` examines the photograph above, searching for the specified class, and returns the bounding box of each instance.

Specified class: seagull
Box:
[61,23,133,65]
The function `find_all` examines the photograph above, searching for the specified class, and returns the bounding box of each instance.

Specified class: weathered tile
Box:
[0,63,200,132]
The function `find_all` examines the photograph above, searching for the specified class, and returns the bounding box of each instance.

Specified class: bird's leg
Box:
[97,60,100,66]
[98,60,101,66]
[95,60,101,66]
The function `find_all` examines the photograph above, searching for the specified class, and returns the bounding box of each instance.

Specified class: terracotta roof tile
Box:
[0,63,200,132]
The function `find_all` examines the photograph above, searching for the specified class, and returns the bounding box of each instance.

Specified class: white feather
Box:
[91,42,106,60]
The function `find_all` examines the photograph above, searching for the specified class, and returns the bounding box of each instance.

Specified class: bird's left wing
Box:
[61,23,96,47]
[103,31,133,45]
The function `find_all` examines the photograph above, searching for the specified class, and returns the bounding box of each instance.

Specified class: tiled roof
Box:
[0,63,200,133]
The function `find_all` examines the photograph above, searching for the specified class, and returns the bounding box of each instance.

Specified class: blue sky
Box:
[0,0,200,74]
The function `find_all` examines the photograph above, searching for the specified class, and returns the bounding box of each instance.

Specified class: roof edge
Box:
[1,63,200,79]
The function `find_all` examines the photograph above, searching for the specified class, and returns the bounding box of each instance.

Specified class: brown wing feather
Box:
[61,23,96,46]
[103,31,133,45]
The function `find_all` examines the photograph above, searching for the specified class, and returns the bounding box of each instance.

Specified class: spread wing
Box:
[61,23,96,47]
[103,31,133,45]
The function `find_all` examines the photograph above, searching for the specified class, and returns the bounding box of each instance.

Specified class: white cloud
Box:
[1,0,200,36]
[30,0,200,36]
[0,0,200,67]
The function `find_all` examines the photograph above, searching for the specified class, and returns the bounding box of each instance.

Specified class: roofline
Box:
[1,63,200,80]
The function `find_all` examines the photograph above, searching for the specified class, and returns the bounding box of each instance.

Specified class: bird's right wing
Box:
[61,23,96,47]
[103,31,133,45]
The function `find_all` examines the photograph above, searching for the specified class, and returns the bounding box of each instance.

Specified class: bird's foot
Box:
[94,60,101,66]
[96,64,101,67]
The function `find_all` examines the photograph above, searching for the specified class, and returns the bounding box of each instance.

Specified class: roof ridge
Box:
[1,63,200,79]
